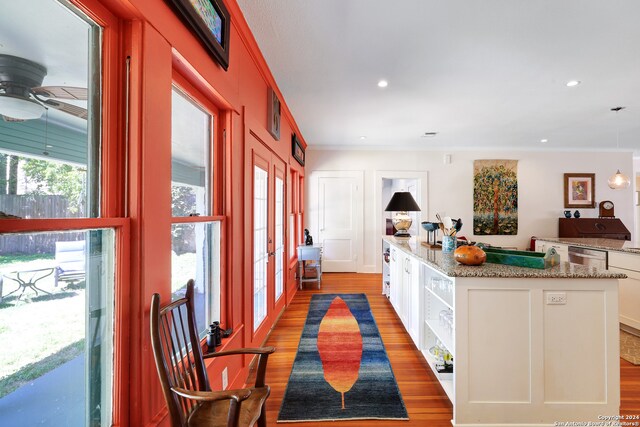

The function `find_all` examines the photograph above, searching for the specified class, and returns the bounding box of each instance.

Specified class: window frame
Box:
[170,72,227,333]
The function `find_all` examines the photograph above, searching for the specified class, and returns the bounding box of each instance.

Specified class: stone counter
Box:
[536,237,640,254]
[383,236,626,279]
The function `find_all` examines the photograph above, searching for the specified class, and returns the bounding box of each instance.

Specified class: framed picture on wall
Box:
[564,173,596,208]
[165,0,231,70]
[267,87,281,140]
[292,133,305,166]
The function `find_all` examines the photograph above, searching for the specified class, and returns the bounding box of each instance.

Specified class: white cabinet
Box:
[389,247,400,309]
[535,240,569,263]
[387,247,422,346]
[609,251,640,330]
[405,256,421,345]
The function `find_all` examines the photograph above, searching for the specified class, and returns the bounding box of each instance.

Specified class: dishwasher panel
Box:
[568,246,608,270]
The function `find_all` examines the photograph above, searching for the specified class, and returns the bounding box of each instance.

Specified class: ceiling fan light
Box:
[607,170,630,190]
[0,95,45,120]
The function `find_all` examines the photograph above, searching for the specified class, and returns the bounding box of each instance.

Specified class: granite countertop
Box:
[383,236,626,279]
[535,237,640,254]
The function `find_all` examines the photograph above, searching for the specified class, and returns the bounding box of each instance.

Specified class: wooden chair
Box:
[150,280,275,427]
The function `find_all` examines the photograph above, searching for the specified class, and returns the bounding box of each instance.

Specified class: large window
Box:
[0,1,117,426]
[0,2,100,220]
[170,86,220,336]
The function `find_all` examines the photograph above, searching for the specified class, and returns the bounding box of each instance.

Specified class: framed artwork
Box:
[473,159,518,235]
[292,133,305,166]
[267,87,281,140]
[166,0,231,70]
[564,173,595,208]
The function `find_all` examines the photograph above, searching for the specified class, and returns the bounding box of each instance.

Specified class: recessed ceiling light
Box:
[540,139,548,143]
[421,132,438,138]
[377,80,388,88]
[566,80,581,87]
[359,136,367,140]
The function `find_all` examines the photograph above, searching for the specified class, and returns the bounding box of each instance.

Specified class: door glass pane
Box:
[0,228,115,426]
[253,165,268,330]
[171,87,211,217]
[171,222,220,337]
[0,1,101,219]
[275,177,284,300]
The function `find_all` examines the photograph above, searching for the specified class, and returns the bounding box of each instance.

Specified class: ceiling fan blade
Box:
[42,99,88,119]
[32,86,87,100]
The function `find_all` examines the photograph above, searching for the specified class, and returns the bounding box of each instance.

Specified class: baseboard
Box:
[621,322,640,337]
[360,264,377,273]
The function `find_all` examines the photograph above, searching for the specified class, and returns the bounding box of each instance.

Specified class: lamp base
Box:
[392,212,413,237]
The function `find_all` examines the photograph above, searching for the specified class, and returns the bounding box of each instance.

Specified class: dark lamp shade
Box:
[385,191,421,212]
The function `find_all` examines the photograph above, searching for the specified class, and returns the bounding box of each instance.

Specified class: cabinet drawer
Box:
[609,252,640,272]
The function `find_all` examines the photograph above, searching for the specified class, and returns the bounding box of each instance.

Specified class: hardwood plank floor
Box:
[263,272,640,425]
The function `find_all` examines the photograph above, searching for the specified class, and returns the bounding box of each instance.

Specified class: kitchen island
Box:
[382,236,625,427]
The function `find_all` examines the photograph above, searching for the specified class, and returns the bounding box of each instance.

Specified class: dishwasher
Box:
[568,246,608,270]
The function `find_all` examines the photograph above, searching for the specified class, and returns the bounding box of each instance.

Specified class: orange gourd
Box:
[454,245,486,265]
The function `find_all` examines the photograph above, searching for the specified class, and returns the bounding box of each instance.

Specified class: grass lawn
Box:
[0,252,197,399]
[0,254,84,399]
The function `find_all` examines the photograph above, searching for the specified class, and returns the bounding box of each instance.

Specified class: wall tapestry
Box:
[473,159,518,235]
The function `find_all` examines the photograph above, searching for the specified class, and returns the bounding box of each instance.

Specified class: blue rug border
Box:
[276,293,409,422]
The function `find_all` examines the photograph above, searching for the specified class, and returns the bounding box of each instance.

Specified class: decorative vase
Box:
[442,236,457,253]
[573,210,581,218]
[564,210,571,218]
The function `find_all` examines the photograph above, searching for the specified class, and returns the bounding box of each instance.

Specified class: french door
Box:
[246,132,287,344]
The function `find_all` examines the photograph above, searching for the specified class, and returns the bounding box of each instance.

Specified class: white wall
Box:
[306,149,635,273]
[634,156,640,245]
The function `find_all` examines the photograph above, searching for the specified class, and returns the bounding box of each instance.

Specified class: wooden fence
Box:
[0,195,83,254]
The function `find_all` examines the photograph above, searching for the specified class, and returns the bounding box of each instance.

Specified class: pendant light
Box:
[607,107,630,190]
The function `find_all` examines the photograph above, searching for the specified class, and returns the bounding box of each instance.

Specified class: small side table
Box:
[297,245,322,290]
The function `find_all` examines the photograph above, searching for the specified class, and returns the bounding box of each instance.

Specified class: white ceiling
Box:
[0,0,89,131]
[237,0,640,153]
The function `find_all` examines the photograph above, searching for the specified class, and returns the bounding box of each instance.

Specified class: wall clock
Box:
[598,200,615,218]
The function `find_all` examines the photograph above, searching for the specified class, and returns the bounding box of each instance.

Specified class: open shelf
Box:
[424,284,453,311]
[422,349,454,401]
[424,318,454,357]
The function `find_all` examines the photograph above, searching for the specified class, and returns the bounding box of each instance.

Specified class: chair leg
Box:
[257,405,267,427]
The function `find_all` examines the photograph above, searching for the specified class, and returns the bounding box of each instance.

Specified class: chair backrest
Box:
[150,280,210,427]
[55,240,86,273]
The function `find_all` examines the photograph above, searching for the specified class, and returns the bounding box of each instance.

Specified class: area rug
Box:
[621,329,640,365]
[277,293,408,423]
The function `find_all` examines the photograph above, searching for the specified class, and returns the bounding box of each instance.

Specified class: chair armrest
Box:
[204,347,276,388]
[203,346,275,359]
[172,387,252,403]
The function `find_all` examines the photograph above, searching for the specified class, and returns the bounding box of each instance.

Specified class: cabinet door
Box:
[407,256,421,346]
[399,255,409,325]
[389,248,399,309]
[609,266,640,330]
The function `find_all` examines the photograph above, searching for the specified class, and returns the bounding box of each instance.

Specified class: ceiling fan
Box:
[0,54,88,122]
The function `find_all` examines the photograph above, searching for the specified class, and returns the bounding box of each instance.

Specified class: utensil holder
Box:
[442,236,457,253]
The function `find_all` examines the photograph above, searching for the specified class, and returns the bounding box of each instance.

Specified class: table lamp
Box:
[384,191,421,237]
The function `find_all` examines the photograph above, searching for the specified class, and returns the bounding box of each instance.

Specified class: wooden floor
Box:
[263,273,640,425]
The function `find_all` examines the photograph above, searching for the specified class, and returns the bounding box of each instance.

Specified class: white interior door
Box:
[315,172,363,272]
